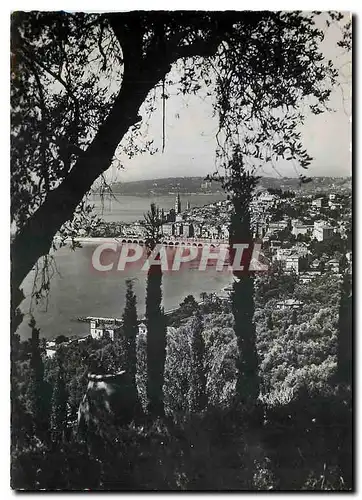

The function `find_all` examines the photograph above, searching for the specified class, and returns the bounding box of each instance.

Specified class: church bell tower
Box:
[175,192,181,214]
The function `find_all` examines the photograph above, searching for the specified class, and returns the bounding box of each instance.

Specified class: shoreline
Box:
[91,191,225,197]
[54,236,124,245]
[54,236,229,246]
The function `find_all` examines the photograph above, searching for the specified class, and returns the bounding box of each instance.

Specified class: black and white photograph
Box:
[9,7,352,491]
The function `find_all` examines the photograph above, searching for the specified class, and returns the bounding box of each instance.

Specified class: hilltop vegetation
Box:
[11,271,352,490]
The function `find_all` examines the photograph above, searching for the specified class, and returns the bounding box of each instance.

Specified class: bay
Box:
[17,194,231,340]
[90,193,226,222]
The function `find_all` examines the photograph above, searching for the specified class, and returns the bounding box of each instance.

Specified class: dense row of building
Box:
[257,190,351,279]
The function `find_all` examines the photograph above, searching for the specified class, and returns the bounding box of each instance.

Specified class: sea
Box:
[88,192,226,223]
[17,193,232,340]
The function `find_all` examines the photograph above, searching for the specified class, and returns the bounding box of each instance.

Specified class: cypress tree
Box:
[232,276,259,404]
[50,349,68,444]
[122,279,142,415]
[188,310,207,414]
[143,203,167,417]
[27,317,48,437]
[145,264,167,417]
[211,149,260,405]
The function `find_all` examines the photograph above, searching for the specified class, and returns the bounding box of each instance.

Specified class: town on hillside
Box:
[45,183,352,350]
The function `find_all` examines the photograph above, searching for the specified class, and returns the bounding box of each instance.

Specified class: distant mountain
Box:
[258,176,352,193]
[109,177,222,195]
[103,176,351,196]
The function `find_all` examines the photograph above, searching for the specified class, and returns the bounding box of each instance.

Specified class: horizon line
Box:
[108,174,352,184]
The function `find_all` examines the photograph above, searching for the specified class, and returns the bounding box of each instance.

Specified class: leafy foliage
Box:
[50,350,68,443]
[122,280,139,408]
[145,264,167,417]
[188,311,207,413]
[10,10,352,491]
[211,148,260,404]
[26,318,50,437]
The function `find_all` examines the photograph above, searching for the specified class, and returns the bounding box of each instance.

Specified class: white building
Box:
[268,221,288,232]
[258,192,277,204]
[90,320,120,341]
[273,245,309,275]
[290,243,309,258]
[221,225,229,240]
[276,299,303,310]
[312,197,324,209]
[270,240,281,249]
[162,223,174,237]
[182,222,194,238]
[313,221,334,242]
[299,271,322,283]
[138,322,147,336]
[328,201,342,210]
[291,221,313,238]
[285,255,300,274]
[173,221,183,236]
[326,259,340,274]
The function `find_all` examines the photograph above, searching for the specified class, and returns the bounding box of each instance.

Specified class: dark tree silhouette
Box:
[210,149,260,405]
[188,310,207,413]
[50,350,68,444]
[142,203,163,251]
[27,317,49,437]
[122,279,143,416]
[143,203,166,417]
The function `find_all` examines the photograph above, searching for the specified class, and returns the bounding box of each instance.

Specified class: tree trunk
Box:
[146,264,166,417]
[230,197,260,406]
[11,12,229,329]
[11,61,172,329]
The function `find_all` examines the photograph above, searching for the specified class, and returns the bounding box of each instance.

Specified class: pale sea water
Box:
[89,193,226,223]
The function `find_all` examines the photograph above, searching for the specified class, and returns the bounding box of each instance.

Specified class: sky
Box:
[104,13,351,184]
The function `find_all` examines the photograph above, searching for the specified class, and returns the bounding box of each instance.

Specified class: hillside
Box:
[104,176,352,196]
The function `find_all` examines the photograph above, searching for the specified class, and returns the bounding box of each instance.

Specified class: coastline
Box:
[54,236,229,246]
[54,236,123,245]
[92,191,225,197]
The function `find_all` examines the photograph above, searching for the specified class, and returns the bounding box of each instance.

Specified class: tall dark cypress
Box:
[50,349,68,444]
[188,310,207,413]
[143,203,167,417]
[27,317,48,436]
[122,279,142,415]
[145,264,166,417]
[212,149,260,405]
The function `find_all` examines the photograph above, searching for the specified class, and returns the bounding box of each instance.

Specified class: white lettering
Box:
[117,244,144,271]
[92,242,117,272]
[199,246,228,271]
[172,246,199,271]
[142,244,169,271]
[229,243,249,271]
